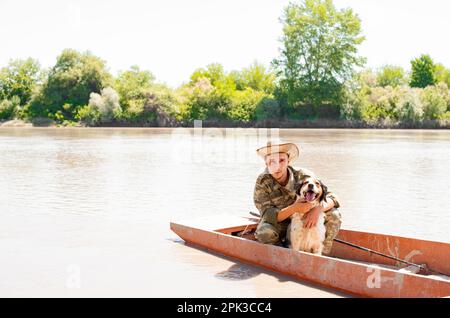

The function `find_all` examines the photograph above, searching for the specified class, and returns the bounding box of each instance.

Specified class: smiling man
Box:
[253,142,342,255]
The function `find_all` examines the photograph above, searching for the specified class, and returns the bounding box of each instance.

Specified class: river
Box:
[0,127,449,297]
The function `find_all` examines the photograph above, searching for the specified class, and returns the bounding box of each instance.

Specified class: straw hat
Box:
[256,141,300,164]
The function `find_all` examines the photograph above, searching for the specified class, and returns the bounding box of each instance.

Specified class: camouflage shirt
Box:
[253,166,340,229]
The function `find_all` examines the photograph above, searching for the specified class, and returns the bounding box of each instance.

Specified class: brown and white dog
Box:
[289,176,328,255]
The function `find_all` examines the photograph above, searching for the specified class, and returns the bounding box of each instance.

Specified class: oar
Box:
[334,238,448,276]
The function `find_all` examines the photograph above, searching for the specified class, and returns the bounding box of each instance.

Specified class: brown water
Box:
[0,127,449,297]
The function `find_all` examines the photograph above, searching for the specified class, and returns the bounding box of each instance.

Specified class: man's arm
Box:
[277,201,314,222]
[254,179,280,227]
[325,192,340,209]
[321,196,337,212]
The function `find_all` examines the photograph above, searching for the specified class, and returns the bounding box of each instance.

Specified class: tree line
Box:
[1,0,449,127]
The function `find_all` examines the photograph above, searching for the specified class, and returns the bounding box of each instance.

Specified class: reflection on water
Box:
[0,127,449,297]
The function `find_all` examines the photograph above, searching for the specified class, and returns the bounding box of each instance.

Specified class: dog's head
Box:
[296,176,328,203]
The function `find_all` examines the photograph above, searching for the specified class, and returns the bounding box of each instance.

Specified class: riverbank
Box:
[1,118,450,129]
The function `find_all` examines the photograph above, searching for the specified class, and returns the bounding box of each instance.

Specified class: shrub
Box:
[0,58,41,104]
[255,96,281,120]
[179,77,230,121]
[88,87,121,123]
[228,88,267,122]
[421,83,448,120]
[236,62,276,94]
[144,84,179,125]
[341,88,368,120]
[395,87,423,121]
[434,63,450,88]
[363,86,397,120]
[114,66,154,111]
[439,111,450,120]
[0,96,21,120]
[75,104,100,126]
[376,65,406,87]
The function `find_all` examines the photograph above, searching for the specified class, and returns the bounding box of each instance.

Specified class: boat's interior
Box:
[214,223,450,280]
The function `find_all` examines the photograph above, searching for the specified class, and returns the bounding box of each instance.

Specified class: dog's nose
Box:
[308,184,314,189]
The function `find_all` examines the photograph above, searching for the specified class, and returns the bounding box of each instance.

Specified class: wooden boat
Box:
[170,217,450,298]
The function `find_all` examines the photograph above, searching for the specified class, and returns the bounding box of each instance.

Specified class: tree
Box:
[179,77,230,121]
[274,0,365,110]
[421,83,448,120]
[114,65,155,110]
[190,63,227,87]
[434,63,450,88]
[0,96,21,120]
[410,54,436,88]
[0,58,41,105]
[29,49,112,119]
[376,65,406,87]
[236,62,276,94]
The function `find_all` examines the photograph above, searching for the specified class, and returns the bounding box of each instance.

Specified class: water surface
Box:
[1,128,449,297]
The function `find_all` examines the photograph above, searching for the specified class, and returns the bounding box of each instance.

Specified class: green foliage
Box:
[183,68,227,121]
[344,83,435,123]
[0,58,41,105]
[0,96,21,120]
[228,88,268,122]
[75,104,100,126]
[395,87,423,121]
[274,0,365,109]
[235,62,276,94]
[356,69,378,89]
[190,64,227,87]
[1,39,448,126]
[410,54,436,88]
[142,85,179,125]
[376,65,406,87]
[179,77,229,121]
[421,83,449,120]
[28,49,112,119]
[254,96,281,120]
[434,63,450,88]
[341,89,367,120]
[113,66,181,124]
[363,86,397,121]
[439,111,450,120]
[180,63,277,122]
[88,87,121,123]
[114,65,155,111]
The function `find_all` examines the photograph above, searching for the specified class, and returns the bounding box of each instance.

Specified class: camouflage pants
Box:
[254,208,342,254]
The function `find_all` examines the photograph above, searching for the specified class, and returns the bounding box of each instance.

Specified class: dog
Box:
[289,176,328,255]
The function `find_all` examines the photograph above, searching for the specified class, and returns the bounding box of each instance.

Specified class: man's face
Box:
[265,152,289,181]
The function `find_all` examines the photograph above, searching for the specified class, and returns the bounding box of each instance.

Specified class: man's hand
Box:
[292,200,316,214]
[302,206,323,229]
[277,200,315,222]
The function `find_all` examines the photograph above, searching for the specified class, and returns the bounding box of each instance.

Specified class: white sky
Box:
[0,0,449,88]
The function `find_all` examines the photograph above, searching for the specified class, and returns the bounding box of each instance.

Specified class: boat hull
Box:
[170,221,450,298]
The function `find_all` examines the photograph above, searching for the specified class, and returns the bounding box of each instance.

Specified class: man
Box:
[253,141,341,255]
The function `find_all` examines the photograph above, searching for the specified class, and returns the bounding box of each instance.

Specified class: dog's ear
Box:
[295,175,310,194]
[318,179,329,202]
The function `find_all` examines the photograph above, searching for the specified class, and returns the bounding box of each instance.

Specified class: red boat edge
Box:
[170,219,450,298]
